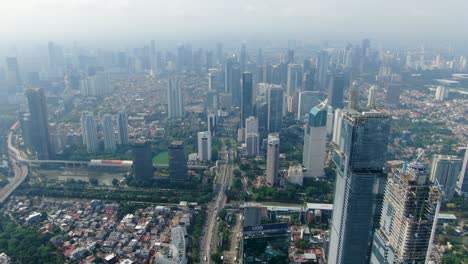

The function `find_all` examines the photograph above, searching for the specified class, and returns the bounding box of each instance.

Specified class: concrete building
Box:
[246,132,260,157]
[367,85,377,109]
[25,88,52,160]
[430,155,463,199]
[167,78,184,119]
[435,85,449,101]
[267,85,284,133]
[385,83,401,108]
[297,91,322,121]
[456,143,468,197]
[303,104,327,178]
[169,141,188,182]
[241,72,254,128]
[80,72,111,96]
[370,162,442,264]
[266,133,280,186]
[243,205,268,227]
[197,131,211,161]
[332,108,343,146]
[286,64,303,112]
[328,111,391,264]
[102,114,116,152]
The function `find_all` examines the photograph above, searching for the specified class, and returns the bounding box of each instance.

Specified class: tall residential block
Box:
[102,114,116,152]
[430,155,463,199]
[168,78,184,119]
[117,111,129,145]
[197,131,212,162]
[82,112,98,153]
[328,111,391,264]
[456,143,468,197]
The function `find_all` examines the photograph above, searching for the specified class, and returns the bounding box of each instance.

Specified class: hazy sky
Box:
[1,0,467,45]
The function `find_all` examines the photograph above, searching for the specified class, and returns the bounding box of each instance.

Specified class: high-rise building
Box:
[197,131,212,162]
[25,88,52,160]
[370,162,442,264]
[5,57,21,90]
[316,51,330,91]
[327,73,345,109]
[80,72,111,96]
[246,132,260,157]
[267,85,284,133]
[430,155,463,199]
[367,85,377,109]
[286,64,303,97]
[328,111,391,264]
[266,133,280,186]
[348,81,359,110]
[297,91,322,121]
[385,83,401,108]
[82,112,98,153]
[167,78,185,119]
[102,114,116,152]
[245,116,259,134]
[207,112,217,137]
[131,141,153,180]
[456,144,468,197]
[302,104,327,178]
[240,43,247,73]
[435,85,449,101]
[241,72,254,128]
[302,70,315,91]
[225,56,241,106]
[48,41,64,69]
[168,141,188,182]
[117,111,129,145]
[331,108,344,146]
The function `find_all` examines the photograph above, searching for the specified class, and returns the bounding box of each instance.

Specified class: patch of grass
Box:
[153,151,169,165]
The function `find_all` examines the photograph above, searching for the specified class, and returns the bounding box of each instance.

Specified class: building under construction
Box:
[370,161,442,264]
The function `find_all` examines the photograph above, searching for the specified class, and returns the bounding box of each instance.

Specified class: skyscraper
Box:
[370,162,442,264]
[328,111,391,264]
[327,73,345,109]
[430,155,463,200]
[240,43,247,73]
[267,85,284,133]
[167,78,184,119]
[131,141,153,180]
[297,91,322,121]
[102,114,116,152]
[241,72,254,127]
[347,81,359,110]
[302,104,327,178]
[207,112,217,137]
[246,132,260,157]
[316,51,330,91]
[286,64,303,97]
[385,83,401,108]
[245,116,259,135]
[168,141,188,182]
[25,88,52,160]
[82,112,98,153]
[367,85,377,109]
[117,111,129,145]
[5,57,21,90]
[266,133,280,186]
[456,144,468,197]
[197,131,212,162]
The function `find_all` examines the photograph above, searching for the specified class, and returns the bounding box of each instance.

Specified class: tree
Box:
[112,178,119,186]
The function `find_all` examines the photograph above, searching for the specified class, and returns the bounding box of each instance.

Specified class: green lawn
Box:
[153,151,169,165]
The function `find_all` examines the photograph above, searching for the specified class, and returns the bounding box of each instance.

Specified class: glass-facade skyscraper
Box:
[328,110,391,264]
[25,88,52,160]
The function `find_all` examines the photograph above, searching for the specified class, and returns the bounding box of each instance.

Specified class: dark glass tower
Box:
[131,141,153,180]
[25,88,52,160]
[327,73,345,109]
[267,86,284,133]
[241,72,254,128]
[328,110,391,264]
[168,141,188,183]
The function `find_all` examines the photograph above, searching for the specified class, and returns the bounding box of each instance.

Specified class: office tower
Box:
[266,133,280,186]
[117,111,129,145]
[167,78,185,119]
[367,85,377,109]
[328,73,345,109]
[19,113,32,149]
[297,91,322,121]
[457,144,468,197]
[246,132,260,156]
[328,111,391,264]
[131,141,153,180]
[168,141,188,182]
[240,43,247,73]
[48,41,64,69]
[208,68,220,92]
[25,88,52,160]
[206,51,213,69]
[286,64,303,97]
[430,155,463,199]
[176,44,185,71]
[5,57,21,90]
[82,112,98,153]
[241,72,254,127]
[267,85,284,133]
[216,42,223,65]
[370,162,442,264]
[287,49,295,64]
[197,131,212,161]
[332,108,343,145]
[245,116,259,134]
[316,51,330,91]
[80,72,111,96]
[225,58,241,107]
[302,105,327,178]
[102,114,116,152]
[302,70,315,91]
[385,83,401,108]
[435,85,449,101]
[257,48,264,66]
[348,81,359,110]
[256,101,269,141]
[207,113,217,137]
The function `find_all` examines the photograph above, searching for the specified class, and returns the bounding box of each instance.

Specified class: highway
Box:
[0,124,29,204]
[200,139,234,263]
